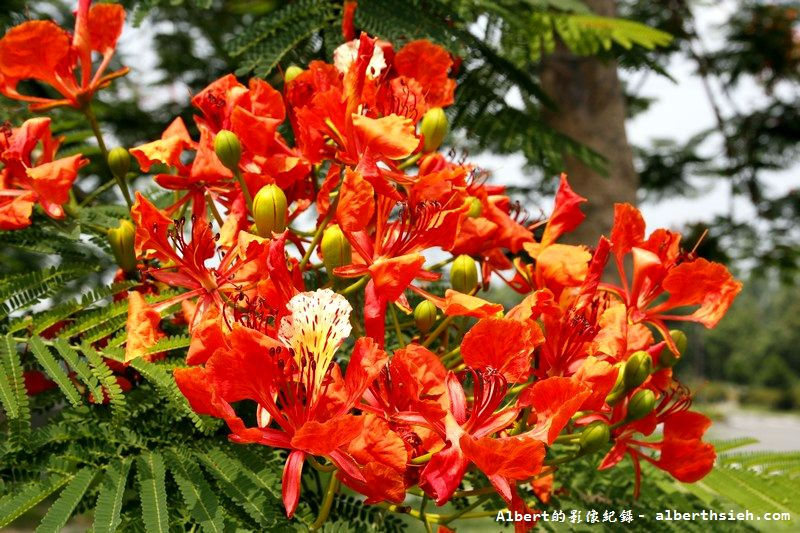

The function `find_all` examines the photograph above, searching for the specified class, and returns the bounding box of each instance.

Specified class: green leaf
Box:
[83,341,127,419]
[52,338,104,404]
[0,355,18,418]
[138,451,170,533]
[195,447,278,528]
[93,458,133,533]
[1,334,30,439]
[28,336,83,407]
[712,437,761,453]
[0,477,70,529]
[165,451,225,533]
[35,468,97,533]
[128,358,218,433]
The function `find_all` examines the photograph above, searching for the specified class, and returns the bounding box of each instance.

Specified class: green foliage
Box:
[528,13,672,59]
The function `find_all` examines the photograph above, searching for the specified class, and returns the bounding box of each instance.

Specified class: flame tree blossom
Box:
[0,3,743,530]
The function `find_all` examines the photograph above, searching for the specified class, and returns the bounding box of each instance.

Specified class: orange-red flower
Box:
[131,193,271,326]
[0,118,87,229]
[605,202,742,351]
[175,289,388,517]
[0,0,128,110]
[599,383,715,496]
[334,193,463,344]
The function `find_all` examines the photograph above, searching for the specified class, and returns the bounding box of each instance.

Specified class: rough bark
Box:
[539,0,638,245]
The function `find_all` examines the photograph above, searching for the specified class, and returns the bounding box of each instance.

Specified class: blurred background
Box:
[2,0,799,448]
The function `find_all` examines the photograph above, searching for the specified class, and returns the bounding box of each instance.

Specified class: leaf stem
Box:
[389,304,406,348]
[299,191,339,270]
[310,474,339,530]
[83,105,133,209]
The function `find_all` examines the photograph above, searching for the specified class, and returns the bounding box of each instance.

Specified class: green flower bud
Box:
[450,254,478,294]
[605,364,625,405]
[413,300,438,333]
[214,130,242,171]
[285,65,304,83]
[321,224,351,273]
[660,329,687,368]
[626,389,656,422]
[107,219,137,273]
[420,107,448,153]
[107,147,131,179]
[466,196,483,218]
[253,184,288,237]
[579,421,611,454]
[623,351,653,391]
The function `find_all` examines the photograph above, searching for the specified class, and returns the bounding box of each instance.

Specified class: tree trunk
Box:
[539,0,638,245]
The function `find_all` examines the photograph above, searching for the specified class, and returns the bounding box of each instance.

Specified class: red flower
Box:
[0,118,88,229]
[599,383,715,496]
[175,289,388,517]
[334,194,463,344]
[0,0,127,110]
[131,193,271,326]
[606,203,742,351]
[124,291,165,363]
[460,317,544,384]
[393,40,457,110]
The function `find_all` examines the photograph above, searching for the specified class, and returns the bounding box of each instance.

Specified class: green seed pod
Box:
[107,219,137,274]
[285,65,304,83]
[626,389,656,422]
[413,300,438,333]
[214,130,242,172]
[450,255,478,294]
[579,421,611,454]
[420,107,448,153]
[107,147,131,180]
[623,351,653,391]
[605,364,625,405]
[661,329,687,368]
[321,224,351,273]
[466,196,483,218]
[253,184,288,237]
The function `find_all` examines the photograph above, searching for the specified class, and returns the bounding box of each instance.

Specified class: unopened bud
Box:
[413,300,438,332]
[107,147,131,179]
[321,224,351,273]
[466,196,483,218]
[420,107,448,153]
[626,389,655,422]
[450,255,478,294]
[660,330,687,368]
[285,65,304,83]
[623,351,652,391]
[606,364,625,405]
[253,184,288,237]
[214,130,242,171]
[107,219,137,273]
[579,421,611,454]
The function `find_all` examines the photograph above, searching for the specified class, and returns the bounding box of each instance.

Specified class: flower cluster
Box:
[0,3,742,531]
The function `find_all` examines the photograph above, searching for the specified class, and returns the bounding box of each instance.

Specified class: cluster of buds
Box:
[0,3,742,531]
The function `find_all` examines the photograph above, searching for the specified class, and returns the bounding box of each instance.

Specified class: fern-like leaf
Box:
[35,467,97,533]
[1,335,30,441]
[128,358,218,433]
[0,477,70,529]
[83,341,127,418]
[93,458,133,533]
[195,447,278,528]
[52,338,104,404]
[165,450,225,532]
[0,355,18,418]
[138,451,170,533]
[28,337,83,407]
